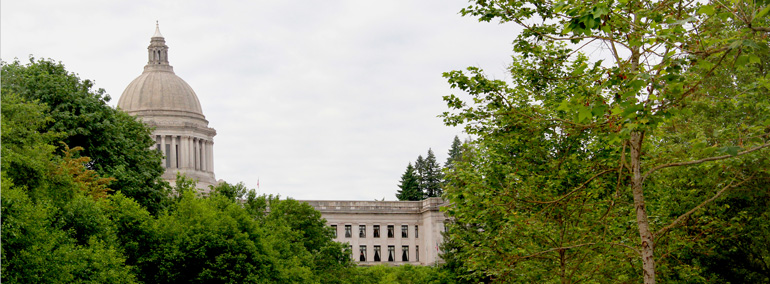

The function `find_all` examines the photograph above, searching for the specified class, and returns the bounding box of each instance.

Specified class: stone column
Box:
[179,136,186,169]
[184,136,195,169]
[193,138,198,170]
[200,139,206,172]
[208,140,214,173]
[169,136,177,169]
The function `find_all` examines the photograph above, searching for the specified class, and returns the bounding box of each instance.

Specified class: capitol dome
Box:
[118,68,205,120]
[118,23,217,189]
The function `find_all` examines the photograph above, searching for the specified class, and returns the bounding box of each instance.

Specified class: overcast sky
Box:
[2,0,517,200]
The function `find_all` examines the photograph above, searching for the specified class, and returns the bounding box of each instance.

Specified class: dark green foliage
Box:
[1,58,354,283]
[1,180,137,284]
[396,163,422,201]
[408,149,445,199]
[444,136,462,169]
[1,57,169,214]
[344,264,457,284]
[422,149,443,197]
[440,0,770,282]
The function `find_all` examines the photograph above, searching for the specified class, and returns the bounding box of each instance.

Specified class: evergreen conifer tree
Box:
[445,136,462,169]
[395,163,421,201]
[414,155,427,198]
[423,149,443,197]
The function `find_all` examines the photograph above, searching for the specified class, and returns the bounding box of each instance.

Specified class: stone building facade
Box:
[303,198,448,265]
[118,24,217,189]
[117,24,448,265]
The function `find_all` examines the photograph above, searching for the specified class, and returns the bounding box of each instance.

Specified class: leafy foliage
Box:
[397,163,423,201]
[1,57,169,214]
[440,0,770,283]
[1,58,353,283]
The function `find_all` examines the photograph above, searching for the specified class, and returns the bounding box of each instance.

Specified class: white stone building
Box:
[117,24,448,265]
[302,198,448,266]
[118,23,218,189]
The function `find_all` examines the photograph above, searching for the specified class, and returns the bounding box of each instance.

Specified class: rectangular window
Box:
[345,225,352,238]
[415,225,419,238]
[373,225,380,238]
[387,225,394,238]
[349,245,353,259]
[402,246,409,261]
[331,225,337,238]
[359,225,366,238]
[359,245,367,262]
[401,225,408,238]
[388,245,395,262]
[416,245,419,261]
[374,245,381,261]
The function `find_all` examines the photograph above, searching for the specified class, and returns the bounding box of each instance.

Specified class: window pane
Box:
[373,225,380,238]
[387,225,394,238]
[415,225,419,238]
[416,245,419,261]
[331,225,337,238]
[401,225,408,238]
[345,225,352,238]
[402,246,409,261]
[388,246,395,262]
[359,225,366,238]
[374,245,381,262]
[359,245,367,262]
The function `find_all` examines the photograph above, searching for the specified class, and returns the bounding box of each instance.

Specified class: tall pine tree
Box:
[395,163,421,201]
[445,136,462,169]
[422,149,443,198]
[414,155,427,198]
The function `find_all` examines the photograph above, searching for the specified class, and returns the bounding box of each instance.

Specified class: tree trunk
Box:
[630,132,655,283]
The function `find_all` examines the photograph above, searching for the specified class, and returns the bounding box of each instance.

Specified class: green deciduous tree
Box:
[397,163,423,201]
[441,0,770,283]
[1,57,169,214]
[1,94,136,283]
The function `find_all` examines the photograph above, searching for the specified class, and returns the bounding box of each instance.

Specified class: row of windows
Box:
[351,245,419,262]
[332,224,418,239]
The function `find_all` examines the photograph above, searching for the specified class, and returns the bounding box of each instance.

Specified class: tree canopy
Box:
[1,58,353,283]
[440,0,770,283]
[1,57,169,214]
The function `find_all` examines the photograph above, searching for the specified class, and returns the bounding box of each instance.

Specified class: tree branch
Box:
[655,177,751,239]
[641,142,770,184]
[520,169,616,204]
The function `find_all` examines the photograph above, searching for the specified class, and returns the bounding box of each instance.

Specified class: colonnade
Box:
[155,134,214,173]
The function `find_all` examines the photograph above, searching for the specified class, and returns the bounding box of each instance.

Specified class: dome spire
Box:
[145,21,173,72]
[153,21,164,38]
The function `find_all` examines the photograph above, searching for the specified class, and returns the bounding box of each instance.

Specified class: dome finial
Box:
[153,21,164,38]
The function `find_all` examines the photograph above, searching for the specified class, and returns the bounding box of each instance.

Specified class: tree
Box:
[414,155,427,195]
[1,57,169,214]
[441,0,770,283]
[2,93,136,283]
[396,163,422,201]
[444,136,462,169]
[422,149,443,198]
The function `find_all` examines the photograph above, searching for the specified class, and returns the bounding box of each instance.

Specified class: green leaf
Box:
[757,5,770,18]
[578,107,592,122]
[698,5,715,16]
[718,146,742,156]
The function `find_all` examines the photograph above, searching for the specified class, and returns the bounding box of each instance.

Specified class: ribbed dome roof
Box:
[118,23,205,120]
[118,70,204,117]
